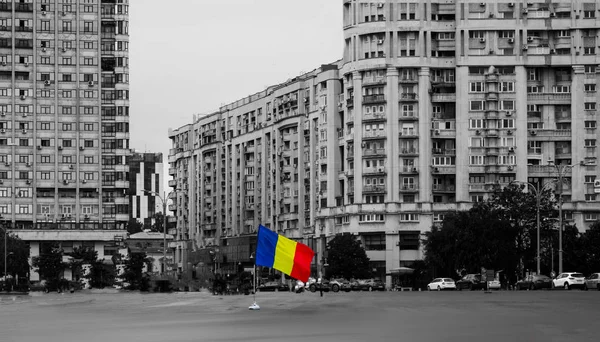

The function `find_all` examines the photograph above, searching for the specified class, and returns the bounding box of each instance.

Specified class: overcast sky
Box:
[129,1,343,166]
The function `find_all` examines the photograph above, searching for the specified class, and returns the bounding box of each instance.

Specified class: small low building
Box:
[128,231,174,275]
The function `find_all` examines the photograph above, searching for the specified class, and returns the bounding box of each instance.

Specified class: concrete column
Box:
[454,66,470,203]
[417,67,432,203]
[353,72,363,201]
[386,67,399,201]
[327,78,341,207]
[514,66,528,181]
[571,65,586,202]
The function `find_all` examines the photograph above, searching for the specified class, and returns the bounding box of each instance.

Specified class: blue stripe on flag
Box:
[255,224,277,268]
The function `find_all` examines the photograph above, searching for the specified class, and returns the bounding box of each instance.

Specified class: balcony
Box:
[362,76,386,86]
[363,148,386,156]
[399,147,417,155]
[527,93,571,104]
[399,184,418,192]
[399,93,418,101]
[363,130,386,139]
[362,112,386,122]
[432,184,456,192]
[362,94,386,104]
[363,185,386,193]
[431,93,456,102]
[432,148,455,155]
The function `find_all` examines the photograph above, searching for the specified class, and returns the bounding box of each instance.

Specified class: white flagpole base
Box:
[248,302,261,310]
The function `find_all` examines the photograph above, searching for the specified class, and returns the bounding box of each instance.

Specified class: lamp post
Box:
[142,189,172,276]
[511,180,554,275]
[548,161,586,274]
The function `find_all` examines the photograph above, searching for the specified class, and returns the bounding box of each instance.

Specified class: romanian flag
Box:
[255,225,314,282]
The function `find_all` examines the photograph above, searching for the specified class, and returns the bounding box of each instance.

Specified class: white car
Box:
[552,272,585,290]
[487,279,501,290]
[427,278,456,291]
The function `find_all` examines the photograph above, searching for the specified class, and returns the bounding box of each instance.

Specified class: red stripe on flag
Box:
[290,242,314,283]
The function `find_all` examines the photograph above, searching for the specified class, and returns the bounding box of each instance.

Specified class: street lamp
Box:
[511,180,554,275]
[249,252,259,310]
[142,189,175,276]
[548,161,588,274]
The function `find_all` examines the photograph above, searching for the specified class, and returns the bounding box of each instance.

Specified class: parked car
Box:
[350,279,366,291]
[584,273,600,291]
[294,280,305,293]
[515,275,552,290]
[257,281,290,292]
[329,278,351,293]
[487,279,501,290]
[427,278,456,291]
[357,278,385,291]
[456,274,487,291]
[308,278,330,293]
[551,272,585,290]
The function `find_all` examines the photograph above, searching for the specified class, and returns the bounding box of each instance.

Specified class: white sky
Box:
[129,1,343,164]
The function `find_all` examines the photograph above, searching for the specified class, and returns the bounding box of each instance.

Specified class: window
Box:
[584,47,595,55]
[470,101,484,111]
[40,123,50,130]
[363,233,385,250]
[40,172,51,180]
[83,22,94,33]
[585,121,597,129]
[62,21,72,32]
[585,84,596,92]
[62,123,72,131]
[585,175,597,184]
[62,90,72,98]
[40,21,50,31]
[84,123,94,131]
[585,139,596,148]
[469,82,484,93]
[400,213,419,221]
[40,155,50,163]
[19,139,28,147]
[40,56,50,65]
[472,195,484,202]
[585,102,596,111]
[499,82,514,92]
[398,231,420,250]
[62,107,73,115]
[84,140,94,148]
[83,156,94,164]
[469,119,485,129]
[62,139,72,148]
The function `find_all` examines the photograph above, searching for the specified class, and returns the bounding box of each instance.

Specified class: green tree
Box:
[325,234,371,280]
[32,244,65,287]
[0,232,30,280]
[122,252,150,291]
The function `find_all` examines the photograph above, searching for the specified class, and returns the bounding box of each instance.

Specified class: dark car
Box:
[358,278,386,291]
[456,274,487,291]
[516,275,552,290]
[258,281,290,292]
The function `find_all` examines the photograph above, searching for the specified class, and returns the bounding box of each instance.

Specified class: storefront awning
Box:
[387,267,414,275]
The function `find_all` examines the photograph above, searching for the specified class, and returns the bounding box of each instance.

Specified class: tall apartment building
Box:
[128,151,163,227]
[0,0,130,281]
[169,0,600,285]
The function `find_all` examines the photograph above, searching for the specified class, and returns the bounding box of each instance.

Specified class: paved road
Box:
[1,289,598,342]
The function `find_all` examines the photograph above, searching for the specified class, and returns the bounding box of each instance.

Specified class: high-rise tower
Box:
[0,0,130,280]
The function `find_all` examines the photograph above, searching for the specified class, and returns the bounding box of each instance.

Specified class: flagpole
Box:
[249,251,260,310]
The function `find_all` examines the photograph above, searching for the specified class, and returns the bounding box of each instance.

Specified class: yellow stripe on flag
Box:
[272,235,297,275]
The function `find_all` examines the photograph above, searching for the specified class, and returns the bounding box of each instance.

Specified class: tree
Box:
[0,232,30,280]
[325,234,371,280]
[423,201,521,282]
[126,218,144,235]
[122,252,150,291]
[580,222,600,274]
[69,247,114,288]
[32,243,65,287]
[487,183,557,276]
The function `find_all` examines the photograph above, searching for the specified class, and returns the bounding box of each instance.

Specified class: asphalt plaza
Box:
[1,289,597,342]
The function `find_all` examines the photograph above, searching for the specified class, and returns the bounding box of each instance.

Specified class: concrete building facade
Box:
[128,151,163,227]
[0,0,130,280]
[169,0,600,285]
